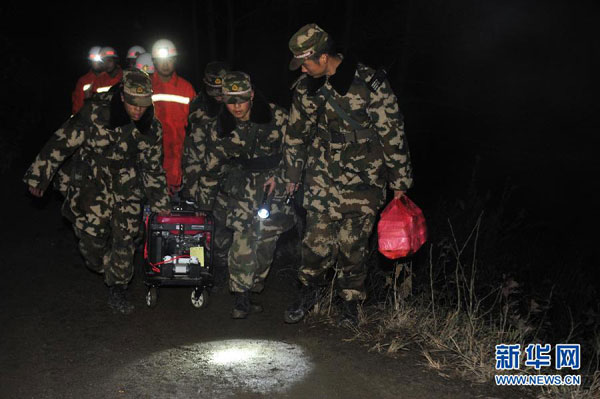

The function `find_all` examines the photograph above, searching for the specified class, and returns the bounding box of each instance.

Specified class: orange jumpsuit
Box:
[151,72,196,189]
[72,70,100,114]
[91,68,123,95]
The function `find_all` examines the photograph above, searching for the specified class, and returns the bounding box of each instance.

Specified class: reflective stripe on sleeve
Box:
[96,86,112,93]
[151,94,191,105]
[83,84,92,91]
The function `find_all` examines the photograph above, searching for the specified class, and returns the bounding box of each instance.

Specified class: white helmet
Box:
[100,46,119,59]
[152,39,177,59]
[135,53,155,74]
[127,45,146,59]
[88,46,102,62]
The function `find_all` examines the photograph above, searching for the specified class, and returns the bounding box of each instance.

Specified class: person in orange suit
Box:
[91,46,123,95]
[151,39,196,195]
[71,46,104,115]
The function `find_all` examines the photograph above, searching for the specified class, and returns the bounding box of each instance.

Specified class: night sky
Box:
[2,1,598,279]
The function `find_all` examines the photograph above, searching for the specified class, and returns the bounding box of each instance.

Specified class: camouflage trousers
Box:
[228,231,279,293]
[212,202,234,285]
[73,201,142,286]
[299,211,376,301]
[213,218,233,285]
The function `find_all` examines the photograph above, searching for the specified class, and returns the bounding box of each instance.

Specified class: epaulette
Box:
[355,63,389,93]
[290,73,308,91]
[366,68,388,92]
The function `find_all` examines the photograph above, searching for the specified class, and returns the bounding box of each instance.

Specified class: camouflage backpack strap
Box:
[319,85,364,131]
[318,85,376,143]
[310,86,332,142]
[246,122,260,160]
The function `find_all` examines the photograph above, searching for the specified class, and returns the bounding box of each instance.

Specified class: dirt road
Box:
[0,173,520,398]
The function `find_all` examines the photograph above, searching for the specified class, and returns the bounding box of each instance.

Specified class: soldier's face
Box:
[121,95,149,121]
[226,92,254,121]
[155,57,176,78]
[301,56,327,78]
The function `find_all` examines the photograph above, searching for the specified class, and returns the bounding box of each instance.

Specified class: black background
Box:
[2,0,599,291]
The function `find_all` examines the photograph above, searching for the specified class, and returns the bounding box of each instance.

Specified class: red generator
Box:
[143,200,214,309]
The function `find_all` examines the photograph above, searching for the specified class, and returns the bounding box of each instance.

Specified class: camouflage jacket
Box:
[181,91,223,208]
[23,86,170,236]
[201,94,295,236]
[284,55,413,219]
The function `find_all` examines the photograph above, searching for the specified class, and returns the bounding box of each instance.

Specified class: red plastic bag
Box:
[378,196,427,259]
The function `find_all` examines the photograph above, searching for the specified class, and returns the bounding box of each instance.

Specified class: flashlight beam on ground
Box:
[110,339,313,397]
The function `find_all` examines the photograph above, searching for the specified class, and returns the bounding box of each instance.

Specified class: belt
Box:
[234,153,282,172]
[329,128,376,144]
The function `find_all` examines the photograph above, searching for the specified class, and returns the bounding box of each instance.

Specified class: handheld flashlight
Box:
[257,189,271,219]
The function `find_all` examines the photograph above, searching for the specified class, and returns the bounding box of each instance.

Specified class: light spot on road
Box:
[210,346,256,365]
[110,339,313,397]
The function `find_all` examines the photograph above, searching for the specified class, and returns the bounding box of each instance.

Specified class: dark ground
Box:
[0,169,526,398]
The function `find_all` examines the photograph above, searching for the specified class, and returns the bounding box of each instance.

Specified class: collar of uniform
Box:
[134,105,155,135]
[189,91,223,119]
[204,90,222,118]
[249,91,271,124]
[306,54,358,96]
[217,90,272,137]
[152,71,180,88]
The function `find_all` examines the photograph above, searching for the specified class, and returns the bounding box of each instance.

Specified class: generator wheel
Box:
[146,287,158,308]
[191,288,208,309]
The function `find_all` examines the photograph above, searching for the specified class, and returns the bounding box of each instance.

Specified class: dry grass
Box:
[307,214,600,399]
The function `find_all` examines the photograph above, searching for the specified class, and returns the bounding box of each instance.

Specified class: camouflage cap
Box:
[222,71,252,104]
[122,68,153,107]
[288,23,330,71]
[203,61,230,98]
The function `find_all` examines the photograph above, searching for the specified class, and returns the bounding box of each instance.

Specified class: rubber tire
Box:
[146,287,158,308]
[191,288,208,309]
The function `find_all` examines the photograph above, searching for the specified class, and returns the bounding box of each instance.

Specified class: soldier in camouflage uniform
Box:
[24,69,170,314]
[182,61,232,289]
[200,71,295,318]
[283,24,413,325]
[183,61,231,207]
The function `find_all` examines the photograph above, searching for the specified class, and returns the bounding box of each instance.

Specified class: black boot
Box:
[338,300,359,327]
[108,285,134,314]
[249,284,264,313]
[283,284,320,324]
[249,294,263,314]
[231,291,250,319]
